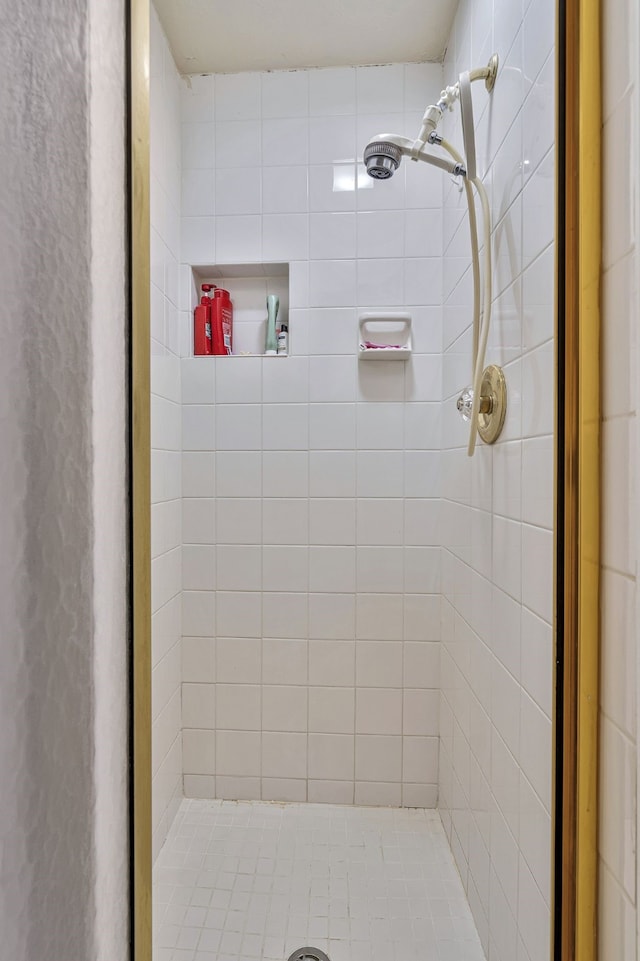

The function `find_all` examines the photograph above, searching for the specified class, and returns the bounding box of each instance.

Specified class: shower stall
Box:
[148,0,557,958]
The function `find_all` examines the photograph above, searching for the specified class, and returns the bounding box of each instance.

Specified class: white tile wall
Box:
[179,61,445,806]
[600,0,639,956]
[150,7,183,859]
[438,1,556,958]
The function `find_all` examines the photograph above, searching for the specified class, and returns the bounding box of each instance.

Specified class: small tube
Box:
[441,138,481,374]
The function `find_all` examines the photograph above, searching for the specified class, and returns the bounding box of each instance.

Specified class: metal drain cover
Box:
[287,949,331,961]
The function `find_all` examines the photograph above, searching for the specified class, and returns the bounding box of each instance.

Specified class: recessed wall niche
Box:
[190,262,289,357]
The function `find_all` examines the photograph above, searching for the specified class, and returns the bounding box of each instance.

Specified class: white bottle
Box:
[277,322,288,355]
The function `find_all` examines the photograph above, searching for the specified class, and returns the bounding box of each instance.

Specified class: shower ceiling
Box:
[153,0,460,74]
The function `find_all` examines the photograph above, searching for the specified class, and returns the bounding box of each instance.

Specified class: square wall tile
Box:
[309,499,356,546]
[216,544,262,591]
[263,499,309,545]
[262,545,309,592]
[215,120,261,168]
[216,684,261,730]
[356,594,403,640]
[215,72,261,121]
[357,210,405,259]
[215,451,262,497]
[263,638,308,686]
[402,735,438,783]
[403,642,440,688]
[309,546,356,593]
[309,688,355,734]
[263,404,309,450]
[309,451,357,497]
[263,166,309,213]
[262,592,308,638]
[216,498,262,544]
[356,688,402,734]
[309,67,356,116]
[309,593,356,639]
[403,689,439,736]
[182,405,215,450]
[262,732,308,779]
[309,403,357,449]
[356,64,404,114]
[261,69,309,118]
[262,685,308,732]
[308,733,355,780]
[215,356,262,404]
[216,592,262,637]
[357,547,404,593]
[356,640,403,688]
[310,212,357,260]
[356,499,404,546]
[262,117,310,167]
[355,734,401,782]
[262,213,309,261]
[262,451,309,497]
[182,682,215,729]
[215,215,262,262]
[183,544,216,590]
[182,590,215,636]
[308,260,357,307]
[215,167,262,215]
[216,731,261,776]
[182,636,215,684]
[216,636,261,683]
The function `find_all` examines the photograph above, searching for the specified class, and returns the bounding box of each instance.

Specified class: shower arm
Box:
[411,54,499,156]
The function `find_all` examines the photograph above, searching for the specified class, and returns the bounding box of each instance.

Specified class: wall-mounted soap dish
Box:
[358,313,412,360]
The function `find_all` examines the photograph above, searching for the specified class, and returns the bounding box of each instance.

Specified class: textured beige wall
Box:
[90,0,129,957]
[0,1,128,959]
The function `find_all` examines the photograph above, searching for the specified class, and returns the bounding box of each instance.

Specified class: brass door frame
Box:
[557,0,601,958]
[128,1,601,959]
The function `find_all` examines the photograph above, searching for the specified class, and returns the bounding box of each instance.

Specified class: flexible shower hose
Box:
[440,140,493,456]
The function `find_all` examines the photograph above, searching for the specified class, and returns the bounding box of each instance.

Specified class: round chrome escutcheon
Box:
[287,949,331,961]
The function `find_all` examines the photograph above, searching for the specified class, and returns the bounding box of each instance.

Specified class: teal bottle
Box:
[265,294,279,355]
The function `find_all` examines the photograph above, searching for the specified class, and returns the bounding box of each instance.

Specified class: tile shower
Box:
[151,0,556,958]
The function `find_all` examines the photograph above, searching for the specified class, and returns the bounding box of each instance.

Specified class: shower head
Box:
[363,140,403,179]
[363,132,466,181]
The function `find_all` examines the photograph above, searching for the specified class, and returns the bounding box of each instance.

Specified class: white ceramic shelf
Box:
[358,312,412,360]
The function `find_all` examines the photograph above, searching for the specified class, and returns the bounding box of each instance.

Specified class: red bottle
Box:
[211,287,233,355]
[193,284,215,355]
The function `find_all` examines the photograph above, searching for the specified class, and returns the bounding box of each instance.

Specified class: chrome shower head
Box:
[363,141,402,179]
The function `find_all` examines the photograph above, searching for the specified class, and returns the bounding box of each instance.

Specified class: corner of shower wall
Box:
[150,3,184,861]
[438,0,556,957]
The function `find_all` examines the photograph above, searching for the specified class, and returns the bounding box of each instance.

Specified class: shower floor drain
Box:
[287,949,331,961]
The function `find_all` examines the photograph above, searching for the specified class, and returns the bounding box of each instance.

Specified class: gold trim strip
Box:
[562,0,601,957]
[131,0,152,958]
[576,0,600,952]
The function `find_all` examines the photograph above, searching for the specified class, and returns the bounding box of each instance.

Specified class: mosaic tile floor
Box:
[154,799,485,961]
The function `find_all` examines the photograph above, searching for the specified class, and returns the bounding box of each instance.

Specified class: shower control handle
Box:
[456,366,508,445]
[456,386,492,422]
